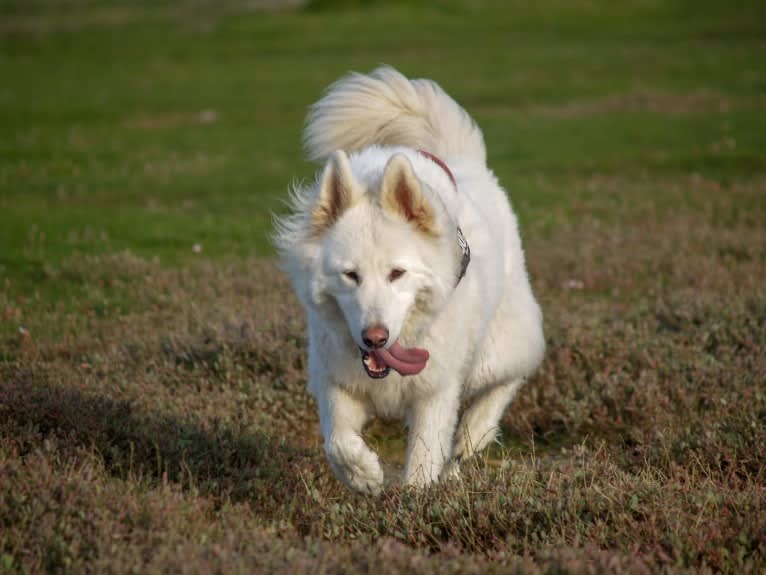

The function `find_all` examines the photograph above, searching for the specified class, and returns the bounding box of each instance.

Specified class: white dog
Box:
[273,67,544,493]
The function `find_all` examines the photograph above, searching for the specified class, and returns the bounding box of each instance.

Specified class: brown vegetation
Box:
[1,176,764,573]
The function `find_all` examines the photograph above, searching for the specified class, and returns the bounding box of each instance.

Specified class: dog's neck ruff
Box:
[417,149,470,285]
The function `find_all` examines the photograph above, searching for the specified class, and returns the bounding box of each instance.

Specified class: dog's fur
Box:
[273,67,544,493]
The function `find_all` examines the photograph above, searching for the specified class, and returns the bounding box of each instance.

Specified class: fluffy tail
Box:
[304,66,486,164]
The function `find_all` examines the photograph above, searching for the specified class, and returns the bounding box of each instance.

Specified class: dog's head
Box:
[275,148,466,378]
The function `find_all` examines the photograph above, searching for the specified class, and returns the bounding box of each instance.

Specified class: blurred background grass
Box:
[1,0,764,296]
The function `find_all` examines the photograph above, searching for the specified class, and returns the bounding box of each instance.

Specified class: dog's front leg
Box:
[318,385,384,494]
[404,391,459,487]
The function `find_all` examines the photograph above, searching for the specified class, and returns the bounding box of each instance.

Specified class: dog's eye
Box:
[388,268,406,282]
[343,270,360,284]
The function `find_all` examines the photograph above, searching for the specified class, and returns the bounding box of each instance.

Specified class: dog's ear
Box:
[312,150,358,235]
[381,154,437,235]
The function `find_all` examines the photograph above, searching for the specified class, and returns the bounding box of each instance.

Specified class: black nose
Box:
[362,325,388,349]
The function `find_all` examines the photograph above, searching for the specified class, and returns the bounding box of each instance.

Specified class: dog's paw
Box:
[451,424,499,464]
[326,435,384,495]
[404,465,441,488]
[440,458,462,482]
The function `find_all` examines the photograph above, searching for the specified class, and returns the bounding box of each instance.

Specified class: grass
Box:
[1,0,765,573]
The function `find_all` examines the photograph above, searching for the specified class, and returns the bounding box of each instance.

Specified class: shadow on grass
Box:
[1,366,320,511]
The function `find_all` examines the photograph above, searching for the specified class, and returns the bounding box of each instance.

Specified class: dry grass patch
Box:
[2,177,765,573]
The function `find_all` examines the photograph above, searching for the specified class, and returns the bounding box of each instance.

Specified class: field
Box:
[1,0,765,572]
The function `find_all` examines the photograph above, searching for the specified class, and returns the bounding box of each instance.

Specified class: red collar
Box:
[416,149,469,284]
[417,149,456,187]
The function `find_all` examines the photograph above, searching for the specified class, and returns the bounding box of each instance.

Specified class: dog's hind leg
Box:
[446,377,526,474]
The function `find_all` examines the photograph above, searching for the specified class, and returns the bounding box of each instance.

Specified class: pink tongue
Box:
[370,341,429,376]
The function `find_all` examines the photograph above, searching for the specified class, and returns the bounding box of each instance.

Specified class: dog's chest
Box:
[367,384,408,419]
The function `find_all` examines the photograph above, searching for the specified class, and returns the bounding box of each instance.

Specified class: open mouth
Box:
[361,349,392,379]
[358,341,430,379]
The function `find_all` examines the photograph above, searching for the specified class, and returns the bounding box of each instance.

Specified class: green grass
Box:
[1,1,765,573]
[2,0,764,287]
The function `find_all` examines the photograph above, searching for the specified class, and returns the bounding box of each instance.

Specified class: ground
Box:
[1,1,765,573]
